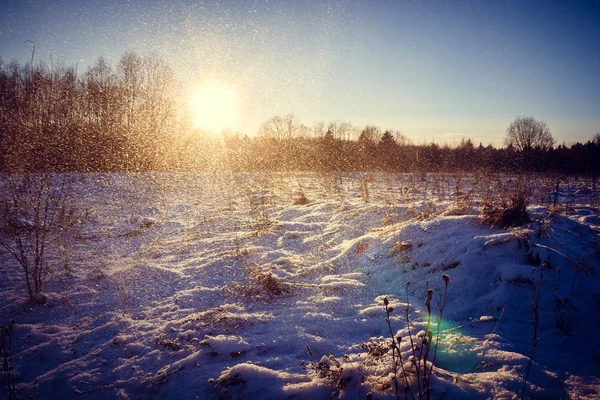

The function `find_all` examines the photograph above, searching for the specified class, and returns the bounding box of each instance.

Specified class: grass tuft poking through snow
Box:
[481,179,530,228]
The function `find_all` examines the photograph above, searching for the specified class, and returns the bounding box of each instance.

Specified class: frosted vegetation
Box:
[1,172,599,399]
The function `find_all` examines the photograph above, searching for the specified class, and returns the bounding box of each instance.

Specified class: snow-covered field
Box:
[1,172,600,399]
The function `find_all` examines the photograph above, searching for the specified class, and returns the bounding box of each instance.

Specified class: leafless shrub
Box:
[481,182,530,228]
[0,174,80,303]
[361,338,391,365]
[224,265,293,301]
[301,347,351,392]
[243,186,273,232]
[255,272,287,296]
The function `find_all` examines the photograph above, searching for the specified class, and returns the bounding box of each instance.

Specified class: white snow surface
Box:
[1,172,599,399]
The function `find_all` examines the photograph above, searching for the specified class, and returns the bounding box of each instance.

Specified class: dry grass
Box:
[482,186,530,228]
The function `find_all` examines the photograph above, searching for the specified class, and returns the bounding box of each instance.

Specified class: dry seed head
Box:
[406,281,411,286]
[425,290,433,306]
[442,274,450,284]
[384,297,389,306]
[387,307,394,314]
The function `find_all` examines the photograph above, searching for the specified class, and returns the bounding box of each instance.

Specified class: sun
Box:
[188,80,240,132]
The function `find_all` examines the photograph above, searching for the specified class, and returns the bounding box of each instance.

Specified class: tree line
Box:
[1,52,599,174]
[0,51,180,172]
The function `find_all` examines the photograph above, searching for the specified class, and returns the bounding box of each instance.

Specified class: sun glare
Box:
[188,80,240,132]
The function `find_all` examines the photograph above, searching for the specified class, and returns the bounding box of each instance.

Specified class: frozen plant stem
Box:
[1,321,16,400]
[521,265,544,400]
[530,243,585,301]
[421,287,433,398]
[425,274,450,400]
[404,281,422,397]
[383,297,414,400]
[383,297,399,399]
[393,277,450,400]
[520,263,561,399]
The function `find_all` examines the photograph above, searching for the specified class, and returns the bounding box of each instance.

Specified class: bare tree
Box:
[257,114,299,141]
[359,125,381,145]
[504,116,554,151]
[326,121,355,141]
[393,130,411,146]
[312,121,325,138]
[115,52,177,171]
[119,51,143,131]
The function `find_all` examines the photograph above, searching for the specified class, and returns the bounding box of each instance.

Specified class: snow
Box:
[1,172,599,399]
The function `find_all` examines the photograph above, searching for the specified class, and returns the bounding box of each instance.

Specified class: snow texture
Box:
[0,172,599,399]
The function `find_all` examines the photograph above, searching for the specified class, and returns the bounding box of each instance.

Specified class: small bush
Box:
[255,272,286,296]
[482,185,530,228]
[224,266,292,301]
[301,349,351,392]
[0,174,80,303]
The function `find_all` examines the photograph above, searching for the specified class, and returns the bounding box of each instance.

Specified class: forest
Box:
[1,52,599,174]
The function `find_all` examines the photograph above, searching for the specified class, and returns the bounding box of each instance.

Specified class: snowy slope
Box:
[1,172,599,399]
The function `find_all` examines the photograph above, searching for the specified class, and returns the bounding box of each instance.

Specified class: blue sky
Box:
[1,0,598,145]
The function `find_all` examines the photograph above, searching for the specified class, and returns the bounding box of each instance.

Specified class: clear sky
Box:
[1,0,599,146]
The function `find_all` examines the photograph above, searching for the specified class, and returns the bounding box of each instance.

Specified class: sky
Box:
[1,0,599,146]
